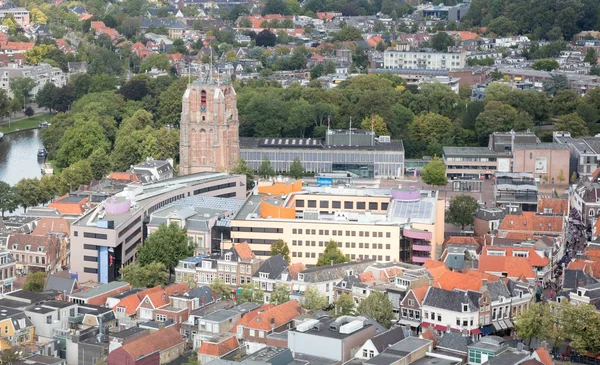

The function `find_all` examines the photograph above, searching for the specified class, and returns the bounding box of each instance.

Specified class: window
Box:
[437,314,441,321]
[46,315,52,324]
[424,311,428,319]
[332,201,341,209]
[296,200,305,208]
[259,331,265,338]
[344,201,353,209]
[260,273,268,279]
[463,304,468,312]
[308,200,317,208]
[320,201,329,208]
[156,314,167,322]
[408,299,414,306]
[369,202,378,210]
[357,202,365,209]
[249,329,255,337]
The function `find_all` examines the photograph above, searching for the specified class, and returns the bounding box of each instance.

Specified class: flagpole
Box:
[349,117,352,146]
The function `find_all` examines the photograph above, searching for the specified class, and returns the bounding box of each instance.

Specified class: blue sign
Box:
[98,246,108,284]
[317,177,333,186]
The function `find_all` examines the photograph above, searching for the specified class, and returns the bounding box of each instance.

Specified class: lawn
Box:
[0,114,53,134]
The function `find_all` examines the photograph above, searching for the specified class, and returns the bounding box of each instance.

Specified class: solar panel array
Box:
[392,200,434,220]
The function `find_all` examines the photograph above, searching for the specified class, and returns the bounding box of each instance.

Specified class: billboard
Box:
[535,157,547,174]
[497,158,511,172]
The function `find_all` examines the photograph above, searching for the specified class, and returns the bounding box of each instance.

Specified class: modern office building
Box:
[240,129,404,178]
[554,131,600,178]
[494,172,538,212]
[70,173,245,283]
[230,180,445,265]
[512,143,570,184]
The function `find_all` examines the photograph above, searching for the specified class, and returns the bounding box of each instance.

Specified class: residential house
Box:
[355,326,405,360]
[0,63,66,98]
[421,287,485,336]
[0,41,34,54]
[169,285,215,316]
[567,282,600,310]
[24,300,78,342]
[188,308,242,349]
[252,254,289,303]
[140,19,187,39]
[131,42,153,59]
[68,281,132,306]
[107,327,150,353]
[90,21,120,42]
[44,275,78,298]
[135,283,189,321]
[467,336,508,365]
[32,218,71,269]
[216,242,262,288]
[0,307,35,350]
[198,334,240,364]
[237,300,304,353]
[0,249,15,294]
[480,246,551,284]
[288,316,377,363]
[47,194,90,218]
[0,8,30,27]
[477,255,537,284]
[437,330,474,359]
[398,286,428,328]
[107,326,185,365]
[112,286,164,325]
[8,232,60,275]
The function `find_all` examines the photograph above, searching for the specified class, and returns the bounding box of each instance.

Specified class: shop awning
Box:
[481,325,494,335]
[471,328,481,335]
[421,322,433,328]
[492,322,503,331]
[434,324,447,332]
[398,319,421,327]
[504,319,514,328]
[499,320,508,329]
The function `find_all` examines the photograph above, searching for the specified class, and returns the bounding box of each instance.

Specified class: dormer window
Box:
[462,304,468,312]
[25,245,31,251]
[38,247,44,252]
[577,290,583,296]
[225,253,232,261]
[298,273,305,282]
[12,244,17,250]
[259,272,268,279]
[341,282,346,288]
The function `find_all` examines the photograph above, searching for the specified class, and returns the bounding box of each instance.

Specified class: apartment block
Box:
[0,63,66,98]
[383,49,467,70]
[231,181,445,266]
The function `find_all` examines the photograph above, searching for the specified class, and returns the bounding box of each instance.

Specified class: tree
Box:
[475,101,518,138]
[40,174,62,201]
[487,16,517,36]
[138,223,196,282]
[270,285,291,305]
[332,26,362,41]
[271,239,291,262]
[24,106,34,117]
[256,29,277,47]
[140,54,171,73]
[334,293,355,316]
[9,77,36,108]
[531,59,560,71]
[88,149,112,181]
[360,114,389,136]
[446,194,479,230]
[431,32,455,51]
[23,272,46,291]
[316,240,348,266]
[14,178,43,212]
[310,64,323,79]
[262,0,289,15]
[56,120,111,168]
[571,171,578,183]
[555,113,589,138]
[0,182,17,218]
[30,8,47,24]
[289,157,304,179]
[157,78,188,126]
[585,48,598,65]
[231,158,254,189]
[211,279,232,300]
[60,160,93,192]
[421,157,448,188]
[303,286,328,312]
[258,156,275,178]
[0,348,21,364]
[184,353,198,365]
[36,82,57,111]
[120,262,168,288]
[562,303,600,354]
[544,74,569,96]
[514,302,553,347]
[557,169,566,185]
[237,282,265,304]
[357,291,394,328]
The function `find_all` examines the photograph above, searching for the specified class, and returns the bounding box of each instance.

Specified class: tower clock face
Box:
[201,106,207,112]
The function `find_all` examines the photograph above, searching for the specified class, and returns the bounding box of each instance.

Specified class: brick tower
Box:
[179,81,240,175]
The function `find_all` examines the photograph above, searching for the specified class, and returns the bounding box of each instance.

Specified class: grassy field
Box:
[0,114,53,134]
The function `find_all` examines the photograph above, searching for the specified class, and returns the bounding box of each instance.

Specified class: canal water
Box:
[0,129,44,186]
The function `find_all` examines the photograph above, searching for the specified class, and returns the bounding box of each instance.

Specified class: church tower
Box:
[179,81,240,175]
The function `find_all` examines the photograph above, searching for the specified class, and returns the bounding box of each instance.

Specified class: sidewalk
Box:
[0,106,47,125]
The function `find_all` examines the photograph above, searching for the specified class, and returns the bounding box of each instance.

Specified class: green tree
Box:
[310,64,323,79]
[36,82,57,111]
[60,160,93,193]
[357,291,394,328]
[421,156,448,187]
[289,157,304,179]
[557,169,566,185]
[14,178,43,212]
[120,262,168,288]
[360,114,389,136]
[585,48,598,65]
[531,60,560,71]
[446,194,479,230]
[333,26,363,41]
[544,74,570,95]
[138,223,196,282]
[211,278,232,300]
[430,32,455,51]
[0,181,17,218]
[475,101,518,138]
[555,113,589,138]
[9,77,36,108]
[231,158,255,189]
[487,16,517,36]
[39,174,63,201]
[56,120,111,168]
[258,156,276,178]
[407,112,453,147]
[184,353,198,365]
[303,286,328,312]
[562,303,600,354]
[237,282,265,304]
[334,293,355,316]
[88,149,112,181]
[262,0,289,15]
[0,348,21,364]
[270,285,291,305]
[271,239,291,262]
[23,272,46,291]
[256,29,277,47]
[316,240,348,266]
[571,171,578,183]
[157,78,188,126]
[514,302,553,347]
[140,54,171,73]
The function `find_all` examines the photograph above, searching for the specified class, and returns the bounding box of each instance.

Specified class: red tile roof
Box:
[108,172,139,182]
[482,246,550,267]
[448,31,481,41]
[231,304,274,334]
[412,286,429,305]
[288,262,306,279]
[114,286,163,315]
[232,242,255,260]
[423,260,446,269]
[244,300,303,331]
[121,327,183,360]
[444,236,481,245]
[48,194,89,215]
[1,42,34,51]
[502,232,534,240]
[478,255,536,279]
[165,283,189,296]
[499,212,564,233]
[32,218,70,236]
[359,272,375,282]
[198,335,239,357]
[366,35,384,48]
[535,347,552,365]
[537,198,568,215]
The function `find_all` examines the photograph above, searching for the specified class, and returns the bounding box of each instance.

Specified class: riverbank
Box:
[0,114,53,134]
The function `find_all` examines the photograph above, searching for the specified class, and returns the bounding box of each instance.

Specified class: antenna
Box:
[349,117,352,146]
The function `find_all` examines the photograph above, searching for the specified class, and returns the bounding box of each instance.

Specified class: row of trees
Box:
[515,301,600,354]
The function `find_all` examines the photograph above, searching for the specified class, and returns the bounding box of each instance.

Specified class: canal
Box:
[0,129,44,186]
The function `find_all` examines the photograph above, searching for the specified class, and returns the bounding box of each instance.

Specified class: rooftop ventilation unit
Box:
[296,319,320,332]
[339,320,364,334]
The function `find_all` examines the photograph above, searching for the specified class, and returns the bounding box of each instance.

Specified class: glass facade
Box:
[240,148,404,178]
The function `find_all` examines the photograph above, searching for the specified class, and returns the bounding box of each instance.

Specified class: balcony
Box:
[403,229,432,240]
[413,244,432,252]
[412,256,430,264]
[68,315,83,324]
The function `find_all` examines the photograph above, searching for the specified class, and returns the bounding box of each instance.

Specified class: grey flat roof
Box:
[199,309,239,322]
[513,143,569,150]
[443,146,508,157]
[410,356,459,365]
[110,326,147,339]
[69,282,129,299]
[240,137,404,152]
